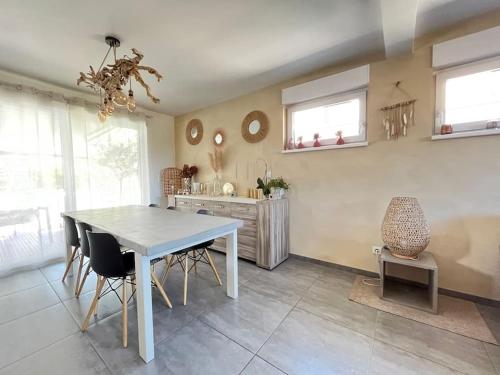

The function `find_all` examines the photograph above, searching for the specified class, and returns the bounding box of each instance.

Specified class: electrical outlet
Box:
[372,245,382,255]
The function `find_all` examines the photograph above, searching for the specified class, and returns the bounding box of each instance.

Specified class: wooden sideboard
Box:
[170,195,289,269]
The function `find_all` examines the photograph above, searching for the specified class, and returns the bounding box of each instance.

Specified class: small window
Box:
[435,58,500,134]
[286,90,367,147]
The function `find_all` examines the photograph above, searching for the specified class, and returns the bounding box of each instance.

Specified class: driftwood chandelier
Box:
[77,36,162,123]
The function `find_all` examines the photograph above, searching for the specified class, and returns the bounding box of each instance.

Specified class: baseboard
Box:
[289,253,500,308]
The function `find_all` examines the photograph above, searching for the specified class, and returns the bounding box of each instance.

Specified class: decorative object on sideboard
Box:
[77,36,162,123]
[186,119,203,145]
[440,124,453,135]
[313,133,321,147]
[222,182,235,196]
[380,81,416,140]
[213,128,225,147]
[257,177,289,199]
[180,164,198,195]
[335,130,345,145]
[162,167,181,196]
[208,148,223,196]
[241,110,269,143]
[381,197,431,260]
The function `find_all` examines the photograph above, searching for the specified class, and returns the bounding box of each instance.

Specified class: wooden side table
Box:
[379,248,438,314]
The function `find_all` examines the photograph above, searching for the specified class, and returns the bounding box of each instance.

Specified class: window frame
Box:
[286,89,367,148]
[435,57,500,134]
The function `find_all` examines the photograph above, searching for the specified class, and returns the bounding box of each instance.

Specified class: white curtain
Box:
[0,85,149,276]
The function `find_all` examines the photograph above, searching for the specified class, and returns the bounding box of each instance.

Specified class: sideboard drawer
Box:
[231,203,256,219]
[208,202,231,217]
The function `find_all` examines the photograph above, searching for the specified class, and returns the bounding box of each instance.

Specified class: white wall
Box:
[0,69,175,203]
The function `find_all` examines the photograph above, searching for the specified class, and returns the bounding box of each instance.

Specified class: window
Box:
[435,57,500,134]
[286,90,366,147]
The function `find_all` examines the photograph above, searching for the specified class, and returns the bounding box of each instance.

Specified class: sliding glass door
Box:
[0,86,148,275]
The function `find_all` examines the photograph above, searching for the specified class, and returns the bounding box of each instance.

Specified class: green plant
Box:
[257,176,290,196]
[268,177,290,190]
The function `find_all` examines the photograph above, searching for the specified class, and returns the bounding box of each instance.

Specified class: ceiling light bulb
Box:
[105,97,115,115]
[98,109,107,123]
[127,89,136,112]
[113,88,128,106]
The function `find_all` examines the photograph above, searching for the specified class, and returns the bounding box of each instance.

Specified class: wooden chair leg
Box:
[151,271,172,308]
[161,255,173,285]
[122,278,128,348]
[82,277,106,331]
[205,249,222,286]
[74,254,85,294]
[76,263,91,297]
[183,254,189,305]
[62,246,78,282]
[94,276,101,316]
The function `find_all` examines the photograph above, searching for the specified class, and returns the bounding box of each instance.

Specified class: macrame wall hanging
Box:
[380,81,416,140]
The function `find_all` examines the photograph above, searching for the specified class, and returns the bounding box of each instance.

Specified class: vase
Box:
[336,135,345,145]
[212,175,222,196]
[381,197,431,259]
[182,177,192,194]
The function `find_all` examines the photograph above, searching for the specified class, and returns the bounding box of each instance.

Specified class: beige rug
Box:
[349,275,497,344]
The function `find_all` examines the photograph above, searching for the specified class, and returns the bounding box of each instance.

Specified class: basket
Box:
[162,167,182,196]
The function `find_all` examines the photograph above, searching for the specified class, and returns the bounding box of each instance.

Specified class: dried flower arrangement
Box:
[180,164,198,178]
[208,148,223,173]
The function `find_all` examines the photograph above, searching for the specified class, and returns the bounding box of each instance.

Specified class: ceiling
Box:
[0,0,499,116]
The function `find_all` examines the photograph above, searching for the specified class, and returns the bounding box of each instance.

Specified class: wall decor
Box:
[380,81,416,140]
[381,197,431,260]
[185,119,203,145]
[241,110,269,143]
[213,128,225,147]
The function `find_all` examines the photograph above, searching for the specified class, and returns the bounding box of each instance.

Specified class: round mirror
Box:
[241,111,269,143]
[248,120,261,135]
[213,128,225,147]
[186,119,203,145]
[190,127,198,138]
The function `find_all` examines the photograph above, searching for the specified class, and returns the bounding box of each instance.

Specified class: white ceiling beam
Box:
[381,0,419,57]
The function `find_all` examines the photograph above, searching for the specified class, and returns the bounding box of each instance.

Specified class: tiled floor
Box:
[0,252,500,374]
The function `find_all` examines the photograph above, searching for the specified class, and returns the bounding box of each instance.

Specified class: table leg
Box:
[134,252,154,362]
[225,230,238,298]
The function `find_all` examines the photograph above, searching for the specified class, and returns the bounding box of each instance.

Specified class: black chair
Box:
[161,208,222,305]
[75,222,93,297]
[81,232,172,348]
[61,216,80,283]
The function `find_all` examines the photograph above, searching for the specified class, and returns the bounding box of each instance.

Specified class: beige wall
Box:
[175,12,500,300]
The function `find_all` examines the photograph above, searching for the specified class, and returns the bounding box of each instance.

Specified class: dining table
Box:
[62,205,243,363]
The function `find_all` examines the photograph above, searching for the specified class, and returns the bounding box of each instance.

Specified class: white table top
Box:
[63,205,243,257]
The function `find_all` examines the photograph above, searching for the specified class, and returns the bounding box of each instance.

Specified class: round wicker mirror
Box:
[186,119,203,145]
[213,128,225,147]
[241,111,269,143]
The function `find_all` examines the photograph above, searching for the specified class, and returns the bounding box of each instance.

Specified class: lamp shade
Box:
[381,197,431,259]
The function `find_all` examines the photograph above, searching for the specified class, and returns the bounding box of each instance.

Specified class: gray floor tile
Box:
[0,333,109,375]
[0,283,60,325]
[241,356,285,375]
[0,304,79,369]
[369,340,460,374]
[49,271,98,301]
[0,270,47,297]
[39,261,66,282]
[297,276,378,337]
[375,311,495,374]
[200,285,293,353]
[485,343,500,374]
[243,264,317,306]
[477,304,500,344]
[258,308,372,375]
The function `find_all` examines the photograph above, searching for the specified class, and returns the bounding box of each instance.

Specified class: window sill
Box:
[431,128,500,141]
[281,141,368,154]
